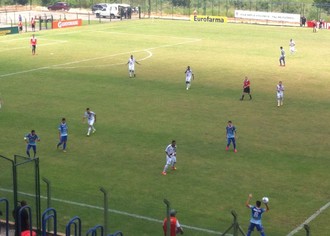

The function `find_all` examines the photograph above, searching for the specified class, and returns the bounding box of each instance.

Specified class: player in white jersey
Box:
[185,66,194,90]
[83,108,96,136]
[0,93,3,110]
[276,81,284,107]
[126,55,140,78]
[279,46,285,66]
[289,39,295,54]
[162,140,177,176]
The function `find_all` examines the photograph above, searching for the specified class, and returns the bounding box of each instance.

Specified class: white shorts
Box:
[129,65,135,71]
[277,92,284,99]
[88,119,95,126]
[166,155,176,165]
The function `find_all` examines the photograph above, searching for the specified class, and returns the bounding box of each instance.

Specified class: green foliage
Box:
[314,0,330,14]
[17,0,28,5]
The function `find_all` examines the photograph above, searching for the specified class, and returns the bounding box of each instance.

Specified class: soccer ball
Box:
[262,197,269,203]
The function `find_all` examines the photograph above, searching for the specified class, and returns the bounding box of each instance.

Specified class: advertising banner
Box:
[191,15,227,23]
[52,19,83,29]
[235,10,300,23]
[0,26,19,36]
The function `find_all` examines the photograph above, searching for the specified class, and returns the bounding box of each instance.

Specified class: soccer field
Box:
[1,19,330,236]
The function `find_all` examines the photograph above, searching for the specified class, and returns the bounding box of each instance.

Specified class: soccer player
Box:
[245,193,269,236]
[276,81,285,107]
[162,140,177,176]
[83,108,96,136]
[240,76,252,100]
[185,66,194,90]
[163,209,184,236]
[0,94,3,110]
[57,118,68,152]
[18,20,23,33]
[126,55,140,78]
[31,17,36,32]
[30,34,37,55]
[225,121,237,153]
[289,39,295,54]
[279,46,285,66]
[24,130,40,158]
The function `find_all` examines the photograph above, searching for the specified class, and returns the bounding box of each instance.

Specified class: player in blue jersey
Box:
[225,120,237,153]
[57,118,68,152]
[245,194,269,236]
[24,130,40,158]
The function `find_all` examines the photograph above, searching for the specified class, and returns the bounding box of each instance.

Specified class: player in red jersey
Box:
[30,34,37,55]
[240,76,252,101]
[163,209,184,236]
[31,17,36,32]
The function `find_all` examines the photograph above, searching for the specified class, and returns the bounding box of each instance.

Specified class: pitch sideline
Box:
[0,187,226,235]
[286,201,330,236]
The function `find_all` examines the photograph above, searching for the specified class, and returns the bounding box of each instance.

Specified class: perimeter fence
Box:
[0,1,329,22]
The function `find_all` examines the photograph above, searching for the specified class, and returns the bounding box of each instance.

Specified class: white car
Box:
[95,3,130,19]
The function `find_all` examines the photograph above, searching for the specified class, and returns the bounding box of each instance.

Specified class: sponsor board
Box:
[52,19,83,29]
[235,10,300,23]
[191,15,227,23]
[0,26,19,36]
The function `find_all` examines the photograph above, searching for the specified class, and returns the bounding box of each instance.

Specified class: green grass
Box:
[1,20,330,235]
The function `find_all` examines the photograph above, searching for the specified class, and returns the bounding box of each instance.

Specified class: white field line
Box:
[286,201,330,236]
[52,50,153,69]
[50,38,200,68]
[0,187,226,235]
[0,40,68,53]
[0,38,200,78]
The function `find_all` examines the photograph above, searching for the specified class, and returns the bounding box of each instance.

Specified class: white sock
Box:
[87,127,91,135]
[163,165,169,172]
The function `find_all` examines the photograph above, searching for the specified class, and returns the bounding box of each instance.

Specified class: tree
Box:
[314,0,330,14]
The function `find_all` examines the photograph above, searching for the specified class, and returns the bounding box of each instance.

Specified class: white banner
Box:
[235,10,300,23]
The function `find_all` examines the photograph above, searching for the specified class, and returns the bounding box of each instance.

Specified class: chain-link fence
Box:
[0,1,329,21]
[136,0,328,21]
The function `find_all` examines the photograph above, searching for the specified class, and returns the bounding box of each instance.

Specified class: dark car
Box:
[91,3,107,12]
[48,2,70,11]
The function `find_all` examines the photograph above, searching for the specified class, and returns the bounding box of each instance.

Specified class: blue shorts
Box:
[27,144,36,152]
[248,223,264,232]
[60,136,68,142]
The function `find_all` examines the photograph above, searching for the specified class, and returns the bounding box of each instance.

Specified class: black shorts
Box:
[243,87,250,93]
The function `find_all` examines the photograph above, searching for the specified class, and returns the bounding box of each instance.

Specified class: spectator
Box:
[12,200,29,236]
[301,16,306,27]
[18,21,23,33]
[31,17,35,32]
[163,209,184,236]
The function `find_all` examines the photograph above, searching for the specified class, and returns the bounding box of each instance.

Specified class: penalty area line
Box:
[0,187,226,235]
[286,201,330,236]
[53,50,153,70]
